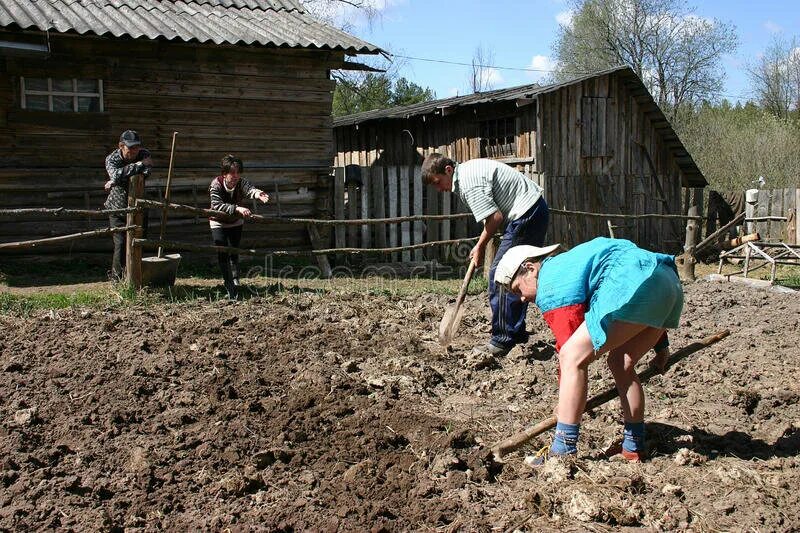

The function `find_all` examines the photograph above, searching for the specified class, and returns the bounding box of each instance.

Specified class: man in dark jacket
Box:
[104,130,153,281]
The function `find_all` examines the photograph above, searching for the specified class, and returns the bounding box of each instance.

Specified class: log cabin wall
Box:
[0,31,343,254]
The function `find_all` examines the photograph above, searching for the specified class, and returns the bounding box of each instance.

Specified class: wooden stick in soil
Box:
[157,131,178,258]
[490,329,731,461]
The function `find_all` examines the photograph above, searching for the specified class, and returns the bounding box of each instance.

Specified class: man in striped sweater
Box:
[422,154,549,356]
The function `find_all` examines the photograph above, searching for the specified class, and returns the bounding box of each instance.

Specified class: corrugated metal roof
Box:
[0,0,382,53]
[333,66,630,126]
[333,66,706,187]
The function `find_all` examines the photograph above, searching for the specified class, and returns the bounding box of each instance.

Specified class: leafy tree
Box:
[747,36,800,120]
[332,73,435,116]
[552,0,738,122]
[678,102,800,190]
[391,78,435,107]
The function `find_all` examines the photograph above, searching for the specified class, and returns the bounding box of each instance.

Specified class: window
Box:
[479,116,516,158]
[20,77,104,112]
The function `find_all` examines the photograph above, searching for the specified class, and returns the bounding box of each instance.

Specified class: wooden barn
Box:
[0,0,381,254]
[333,66,707,253]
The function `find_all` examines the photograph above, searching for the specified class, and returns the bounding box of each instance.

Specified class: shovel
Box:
[141,131,181,286]
[438,260,477,347]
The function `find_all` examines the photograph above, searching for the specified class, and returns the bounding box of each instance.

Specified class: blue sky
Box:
[334,0,800,103]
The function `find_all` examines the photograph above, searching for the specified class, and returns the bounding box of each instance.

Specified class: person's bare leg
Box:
[557,321,652,424]
[606,325,666,422]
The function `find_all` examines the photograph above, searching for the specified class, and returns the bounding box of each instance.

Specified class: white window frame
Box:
[20,77,104,112]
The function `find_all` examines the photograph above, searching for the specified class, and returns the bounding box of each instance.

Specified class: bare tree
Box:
[300,0,379,32]
[747,36,800,119]
[552,0,738,121]
[469,45,497,93]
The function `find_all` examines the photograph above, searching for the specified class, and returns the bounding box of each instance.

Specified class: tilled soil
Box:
[1,278,799,531]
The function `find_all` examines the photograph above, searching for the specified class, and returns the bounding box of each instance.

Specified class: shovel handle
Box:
[455,261,477,308]
[158,131,179,258]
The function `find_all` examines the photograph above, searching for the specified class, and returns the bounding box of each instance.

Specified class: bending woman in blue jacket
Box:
[495,237,684,462]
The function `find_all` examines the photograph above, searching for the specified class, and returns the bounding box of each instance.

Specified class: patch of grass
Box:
[0,291,109,316]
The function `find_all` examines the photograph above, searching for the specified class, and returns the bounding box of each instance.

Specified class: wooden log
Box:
[796,188,800,245]
[490,329,731,460]
[126,174,144,288]
[0,207,137,219]
[722,232,760,250]
[134,235,480,257]
[0,225,136,250]
[694,211,746,254]
[680,205,699,281]
[550,208,701,221]
[134,198,471,225]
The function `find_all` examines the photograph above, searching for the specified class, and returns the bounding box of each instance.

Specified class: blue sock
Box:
[550,421,580,456]
[623,422,646,452]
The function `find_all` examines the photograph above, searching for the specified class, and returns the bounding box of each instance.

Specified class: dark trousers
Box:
[109,214,127,280]
[211,225,243,292]
[109,210,149,281]
[488,198,549,348]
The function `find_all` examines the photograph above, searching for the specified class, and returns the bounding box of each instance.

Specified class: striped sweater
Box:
[208,176,264,229]
[452,159,543,223]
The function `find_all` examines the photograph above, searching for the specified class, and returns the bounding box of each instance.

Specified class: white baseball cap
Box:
[494,244,561,287]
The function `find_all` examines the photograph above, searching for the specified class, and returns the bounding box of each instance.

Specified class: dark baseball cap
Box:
[119,130,141,147]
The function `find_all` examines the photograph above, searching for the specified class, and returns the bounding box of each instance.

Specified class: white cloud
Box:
[764,20,783,34]
[447,87,460,97]
[556,9,574,27]
[484,67,504,86]
[527,55,558,82]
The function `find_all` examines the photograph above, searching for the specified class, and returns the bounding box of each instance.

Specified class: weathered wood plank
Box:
[333,167,347,248]
[400,165,411,262]
[413,165,424,261]
[387,165,399,261]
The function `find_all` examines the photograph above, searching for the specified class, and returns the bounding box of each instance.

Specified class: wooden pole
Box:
[796,188,800,245]
[135,199,473,226]
[134,235,481,257]
[694,211,746,254]
[0,207,137,219]
[157,131,178,258]
[679,205,699,281]
[0,225,136,250]
[126,174,144,288]
[490,329,731,461]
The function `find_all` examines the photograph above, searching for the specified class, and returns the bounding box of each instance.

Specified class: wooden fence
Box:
[332,165,479,263]
[743,187,799,243]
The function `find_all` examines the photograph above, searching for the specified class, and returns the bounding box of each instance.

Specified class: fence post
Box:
[796,188,800,245]
[126,174,144,288]
[745,189,759,235]
[678,205,698,281]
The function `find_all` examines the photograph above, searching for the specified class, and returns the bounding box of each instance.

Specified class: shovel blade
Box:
[438,303,466,347]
